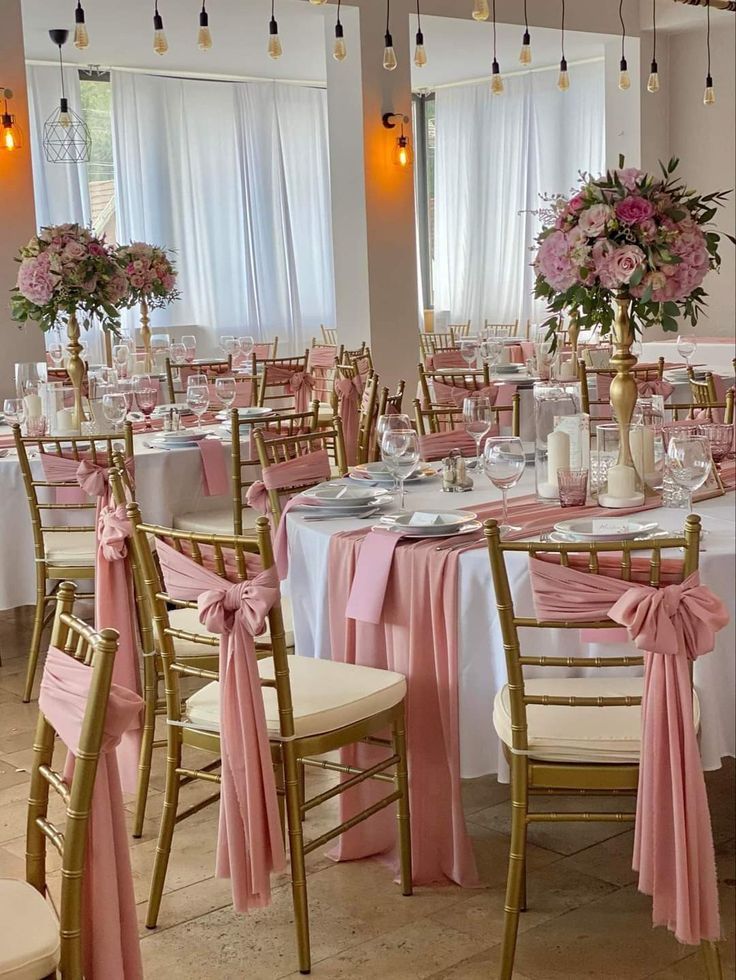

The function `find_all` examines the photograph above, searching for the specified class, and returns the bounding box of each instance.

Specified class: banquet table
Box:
[285,469,736,782]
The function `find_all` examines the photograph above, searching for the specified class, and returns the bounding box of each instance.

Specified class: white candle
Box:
[55,408,76,434]
[22,394,42,419]
[606,464,636,499]
[546,429,570,489]
[629,427,656,482]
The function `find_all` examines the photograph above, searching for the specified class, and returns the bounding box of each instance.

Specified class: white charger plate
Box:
[553,517,659,541]
[383,511,477,537]
[373,519,482,539]
[216,406,274,420]
[300,483,389,508]
[349,462,436,484]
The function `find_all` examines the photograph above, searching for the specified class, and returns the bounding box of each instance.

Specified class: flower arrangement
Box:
[115,242,180,309]
[533,158,733,339]
[11,223,129,332]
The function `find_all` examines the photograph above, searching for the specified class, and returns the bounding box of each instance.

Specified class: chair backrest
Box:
[321,326,337,346]
[118,499,297,746]
[331,365,379,465]
[689,372,718,407]
[307,344,338,403]
[377,380,406,419]
[13,424,135,566]
[253,419,347,523]
[484,515,701,758]
[256,352,310,410]
[413,395,520,441]
[484,320,519,338]
[229,402,320,535]
[449,321,472,337]
[26,581,118,980]
[350,349,374,381]
[337,342,367,364]
[577,357,665,420]
[418,331,457,363]
[418,362,491,407]
[165,357,232,403]
[668,389,734,424]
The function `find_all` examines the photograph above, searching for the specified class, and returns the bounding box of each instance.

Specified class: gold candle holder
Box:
[567,309,580,357]
[65,309,86,430]
[140,297,152,372]
[598,289,645,508]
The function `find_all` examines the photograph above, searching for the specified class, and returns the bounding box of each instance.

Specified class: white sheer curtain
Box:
[111,71,334,352]
[433,60,605,328]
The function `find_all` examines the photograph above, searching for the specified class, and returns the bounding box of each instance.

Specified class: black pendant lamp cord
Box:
[561,0,566,61]
[492,0,497,56]
[652,0,657,62]
[524,0,529,33]
[416,0,421,33]
[336,0,341,27]
[386,0,390,35]
[706,0,712,76]
[619,0,626,60]
[57,42,66,100]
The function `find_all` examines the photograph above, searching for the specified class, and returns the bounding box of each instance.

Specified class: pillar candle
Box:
[629,427,656,481]
[606,464,636,499]
[22,394,42,419]
[55,408,76,434]
[546,429,570,489]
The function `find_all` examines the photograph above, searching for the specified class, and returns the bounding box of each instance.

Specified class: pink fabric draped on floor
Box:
[39,646,144,980]
[529,558,728,945]
[335,374,364,466]
[155,540,286,911]
[39,454,142,793]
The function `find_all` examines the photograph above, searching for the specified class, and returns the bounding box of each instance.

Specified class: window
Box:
[79,73,116,241]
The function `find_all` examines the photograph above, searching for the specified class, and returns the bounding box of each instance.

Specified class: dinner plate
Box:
[384,511,478,537]
[494,364,524,373]
[216,407,274,421]
[372,519,482,539]
[300,483,389,507]
[553,517,660,541]
[153,403,193,416]
[349,462,437,484]
[294,502,386,518]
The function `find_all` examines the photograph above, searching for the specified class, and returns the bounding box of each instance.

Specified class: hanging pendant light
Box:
[198,2,212,50]
[414,0,427,67]
[557,0,570,91]
[618,0,631,90]
[1,89,23,151]
[43,29,91,163]
[383,0,397,70]
[153,1,168,55]
[333,0,347,61]
[472,0,490,22]
[648,0,659,92]
[309,0,327,4]
[490,0,503,94]
[268,0,282,59]
[704,0,715,105]
[73,1,89,49]
[519,0,532,65]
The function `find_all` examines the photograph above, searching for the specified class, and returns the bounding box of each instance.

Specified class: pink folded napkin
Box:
[199,438,230,496]
[345,528,405,624]
[0,433,16,449]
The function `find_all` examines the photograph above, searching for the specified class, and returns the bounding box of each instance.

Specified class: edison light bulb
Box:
[153,10,168,55]
[519,30,531,65]
[557,59,570,92]
[618,58,631,91]
[394,134,412,168]
[268,18,282,59]
[58,98,71,129]
[647,60,659,93]
[383,32,397,71]
[414,30,427,68]
[704,74,716,105]
[4,127,15,150]
[472,0,489,21]
[491,60,504,95]
[309,0,327,4]
[198,7,212,50]
[74,3,89,49]
[333,23,346,61]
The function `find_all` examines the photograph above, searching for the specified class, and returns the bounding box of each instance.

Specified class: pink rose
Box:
[615,167,644,192]
[639,218,658,242]
[106,274,129,305]
[63,240,86,260]
[615,195,655,226]
[578,204,612,238]
[17,253,59,306]
[569,193,586,212]
[598,244,647,290]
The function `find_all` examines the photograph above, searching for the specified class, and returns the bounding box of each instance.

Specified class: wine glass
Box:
[215,376,236,411]
[134,378,159,429]
[666,434,712,512]
[376,414,413,487]
[481,338,503,376]
[239,336,255,359]
[112,343,131,379]
[459,339,478,371]
[483,436,526,535]
[102,393,128,432]
[220,335,237,359]
[181,335,197,363]
[170,342,187,365]
[3,398,26,429]
[117,378,136,414]
[463,395,493,469]
[697,423,734,466]
[48,334,64,368]
[676,335,697,372]
[186,382,210,431]
[381,429,420,509]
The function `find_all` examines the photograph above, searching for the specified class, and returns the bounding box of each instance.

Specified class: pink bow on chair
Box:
[637,378,675,399]
[530,558,728,945]
[155,541,286,912]
[431,381,516,410]
[335,375,364,466]
[288,371,315,413]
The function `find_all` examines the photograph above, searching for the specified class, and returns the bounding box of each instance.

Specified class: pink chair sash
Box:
[638,378,674,399]
[508,344,524,364]
[154,540,286,911]
[431,381,516,410]
[418,426,498,462]
[199,439,230,496]
[529,558,728,945]
[264,365,315,413]
[520,341,536,362]
[308,345,337,369]
[180,363,229,386]
[335,375,363,466]
[207,379,254,409]
[39,646,144,980]
[426,351,466,371]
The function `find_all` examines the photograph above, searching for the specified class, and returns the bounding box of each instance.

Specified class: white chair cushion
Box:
[167,596,295,652]
[42,530,97,567]
[172,507,260,535]
[493,677,701,765]
[184,656,406,738]
[0,879,60,980]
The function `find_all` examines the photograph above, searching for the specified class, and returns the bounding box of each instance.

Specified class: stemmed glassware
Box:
[697,423,734,467]
[134,376,159,429]
[676,335,697,372]
[3,398,26,429]
[480,337,503,376]
[463,395,493,469]
[483,436,526,535]
[459,339,478,372]
[376,414,413,489]
[170,342,187,365]
[186,379,210,431]
[47,334,64,369]
[181,335,197,363]
[215,376,237,412]
[666,434,712,511]
[239,336,255,359]
[381,428,420,509]
[112,342,131,379]
[102,393,128,432]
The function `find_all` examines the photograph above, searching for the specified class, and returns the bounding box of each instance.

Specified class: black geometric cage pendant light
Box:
[43,29,91,164]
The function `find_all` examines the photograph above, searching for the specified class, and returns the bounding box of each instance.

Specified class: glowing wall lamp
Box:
[1,89,22,150]
[382,112,413,168]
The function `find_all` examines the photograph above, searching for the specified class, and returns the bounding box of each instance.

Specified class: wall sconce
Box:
[1,88,23,151]
[382,112,413,168]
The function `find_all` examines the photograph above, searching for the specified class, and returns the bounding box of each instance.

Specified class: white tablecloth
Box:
[642,339,735,376]
[285,471,736,779]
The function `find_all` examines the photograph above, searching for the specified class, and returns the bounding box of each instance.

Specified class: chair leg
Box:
[283,744,311,974]
[23,573,48,703]
[132,654,159,838]
[146,738,182,928]
[298,759,306,821]
[499,753,528,980]
[393,705,413,897]
[700,941,723,979]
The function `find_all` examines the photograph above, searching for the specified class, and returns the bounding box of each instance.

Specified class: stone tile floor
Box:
[0,604,734,979]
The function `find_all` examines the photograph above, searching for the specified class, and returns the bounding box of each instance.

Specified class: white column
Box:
[324,1,419,391]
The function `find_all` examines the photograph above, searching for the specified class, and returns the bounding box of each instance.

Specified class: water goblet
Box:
[239,336,255,359]
[666,434,712,512]
[696,423,733,467]
[676,335,697,372]
[483,436,526,535]
[112,343,131,379]
[186,383,210,431]
[48,336,64,369]
[102,393,128,432]
[134,379,159,429]
[462,395,492,469]
[381,428,420,509]
[3,398,26,429]
[170,342,187,365]
[181,335,197,363]
[459,339,478,372]
[215,376,237,412]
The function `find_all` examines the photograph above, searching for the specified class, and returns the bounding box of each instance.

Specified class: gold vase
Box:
[65,310,86,429]
[567,310,580,356]
[140,298,152,372]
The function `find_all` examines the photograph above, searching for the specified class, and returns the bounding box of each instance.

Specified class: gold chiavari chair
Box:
[418,362,491,408]
[413,394,520,444]
[170,404,321,538]
[484,319,519,338]
[256,351,310,411]
[418,331,457,364]
[669,388,734,424]
[253,421,348,523]
[577,357,665,421]
[164,356,232,404]
[337,342,367,364]
[250,338,279,359]
[449,320,472,337]
[307,343,338,411]
[0,581,118,980]
[350,349,374,382]
[485,515,723,980]
[377,380,407,419]
[320,325,337,346]
[331,366,379,465]
[688,371,723,409]
[129,513,412,975]
[13,423,134,704]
